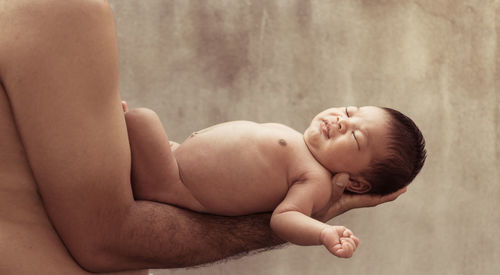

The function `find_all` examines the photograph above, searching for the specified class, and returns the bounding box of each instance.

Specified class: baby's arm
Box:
[270,179,359,258]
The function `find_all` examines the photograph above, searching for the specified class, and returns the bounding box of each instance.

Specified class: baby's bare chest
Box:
[175,121,303,182]
[173,121,312,212]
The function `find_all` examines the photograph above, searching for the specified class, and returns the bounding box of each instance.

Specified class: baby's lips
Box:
[320,120,330,138]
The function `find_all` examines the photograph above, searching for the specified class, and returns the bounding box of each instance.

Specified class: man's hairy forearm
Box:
[92,200,284,272]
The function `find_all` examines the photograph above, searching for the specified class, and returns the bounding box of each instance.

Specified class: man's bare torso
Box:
[0,84,141,274]
[172,121,331,216]
[0,1,144,273]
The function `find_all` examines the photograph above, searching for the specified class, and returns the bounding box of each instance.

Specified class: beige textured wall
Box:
[108,1,500,274]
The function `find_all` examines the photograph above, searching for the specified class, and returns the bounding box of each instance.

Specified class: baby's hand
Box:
[320,226,359,258]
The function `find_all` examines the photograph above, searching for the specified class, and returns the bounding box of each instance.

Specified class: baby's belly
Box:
[174,121,290,215]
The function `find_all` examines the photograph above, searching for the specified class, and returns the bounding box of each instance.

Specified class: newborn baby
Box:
[122,102,426,258]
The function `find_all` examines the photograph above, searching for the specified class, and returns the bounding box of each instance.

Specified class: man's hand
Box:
[122,100,129,112]
[318,173,407,222]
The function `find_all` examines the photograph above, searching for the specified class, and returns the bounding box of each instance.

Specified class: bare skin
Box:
[0,85,145,275]
[123,104,393,258]
[0,0,286,273]
[0,0,406,273]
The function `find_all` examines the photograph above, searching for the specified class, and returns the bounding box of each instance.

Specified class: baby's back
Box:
[174,121,315,216]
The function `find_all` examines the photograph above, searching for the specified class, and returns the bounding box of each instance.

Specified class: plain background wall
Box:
[108,1,500,274]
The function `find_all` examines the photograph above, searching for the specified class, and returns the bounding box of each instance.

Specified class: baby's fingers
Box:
[339,228,359,253]
[343,237,356,249]
[351,235,360,248]
[333,239,354,258]
[341,229,359,248]
[321,226,359,258]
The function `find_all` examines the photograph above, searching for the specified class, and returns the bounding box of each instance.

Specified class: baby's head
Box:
[303,106,426,195]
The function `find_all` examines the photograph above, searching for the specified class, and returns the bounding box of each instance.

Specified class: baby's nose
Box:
[336,118,347,133]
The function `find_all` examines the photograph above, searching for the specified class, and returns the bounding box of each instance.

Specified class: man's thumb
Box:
[332,173,350,191]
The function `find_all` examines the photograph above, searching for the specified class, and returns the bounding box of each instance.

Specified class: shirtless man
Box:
[0,0,405,273]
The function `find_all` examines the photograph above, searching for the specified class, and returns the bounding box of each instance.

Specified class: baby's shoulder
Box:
[288,169,333,211]
[302,168,332,185]
[292,164,332,191]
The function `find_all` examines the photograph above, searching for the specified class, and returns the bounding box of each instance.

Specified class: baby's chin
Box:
[303,127,320,146]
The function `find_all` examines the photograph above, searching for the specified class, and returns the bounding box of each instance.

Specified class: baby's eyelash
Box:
[353,131,360,150]
[346,107,360,149]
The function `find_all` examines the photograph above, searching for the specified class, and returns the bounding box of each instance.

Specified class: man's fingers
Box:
[382,186,407,202]
[121,101,128,112]
[353,186,408,208]
[330,173,350,200]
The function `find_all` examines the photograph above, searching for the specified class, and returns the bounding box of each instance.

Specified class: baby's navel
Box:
[278,139,287,146]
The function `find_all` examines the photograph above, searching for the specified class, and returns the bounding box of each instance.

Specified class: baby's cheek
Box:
[304,130,320,147]
[331,152,357,173]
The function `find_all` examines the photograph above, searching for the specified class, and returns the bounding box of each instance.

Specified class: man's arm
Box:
[2,0,283,272]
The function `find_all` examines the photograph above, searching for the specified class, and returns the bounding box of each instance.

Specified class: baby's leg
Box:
[124,108,203,210]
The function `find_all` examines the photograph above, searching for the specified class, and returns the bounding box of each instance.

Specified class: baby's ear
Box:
[346,177,371,194]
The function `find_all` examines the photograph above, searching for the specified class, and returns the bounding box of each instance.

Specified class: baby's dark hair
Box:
[361,107,426,195]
